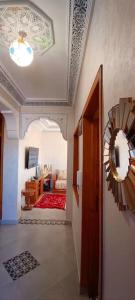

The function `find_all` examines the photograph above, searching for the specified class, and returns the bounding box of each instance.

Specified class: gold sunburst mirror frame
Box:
[104,98,135,212]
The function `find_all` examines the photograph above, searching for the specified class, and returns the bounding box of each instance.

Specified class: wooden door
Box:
[0,113,4,220]
[80,66,103,299]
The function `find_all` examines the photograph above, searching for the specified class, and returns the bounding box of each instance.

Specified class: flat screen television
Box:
[25,147,39,169]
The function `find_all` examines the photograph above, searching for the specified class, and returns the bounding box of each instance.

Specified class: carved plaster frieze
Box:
[20,113,68,140]
[68,0,94,105]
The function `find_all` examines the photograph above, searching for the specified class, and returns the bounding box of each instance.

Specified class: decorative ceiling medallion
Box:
[0,0,55,56]
[104,98,135,212]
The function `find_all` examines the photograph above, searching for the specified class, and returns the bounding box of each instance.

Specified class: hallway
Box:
[0,223,88,300]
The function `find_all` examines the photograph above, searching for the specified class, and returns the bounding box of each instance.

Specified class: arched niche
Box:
[20,113,68,141]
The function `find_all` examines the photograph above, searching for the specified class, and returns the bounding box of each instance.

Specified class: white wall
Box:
[2,129,19,223]
[42,131,67,171]
[19,126,44,191]
[73,0,135,299]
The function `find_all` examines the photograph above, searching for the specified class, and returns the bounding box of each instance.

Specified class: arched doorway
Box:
[20,118,67,221]
[0,113,4,220]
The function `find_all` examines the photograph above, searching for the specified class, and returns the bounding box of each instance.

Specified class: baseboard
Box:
[0,219,19,225]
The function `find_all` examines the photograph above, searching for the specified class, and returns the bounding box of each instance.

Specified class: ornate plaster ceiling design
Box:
[68,0,94,105]
[0,0,55,56]
[0,0,94,106]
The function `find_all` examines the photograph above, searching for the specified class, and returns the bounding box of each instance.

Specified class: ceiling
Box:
[0,0,93,107]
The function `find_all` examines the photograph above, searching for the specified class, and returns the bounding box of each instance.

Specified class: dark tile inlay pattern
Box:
[19,218,71,225]
[3,251,40,280]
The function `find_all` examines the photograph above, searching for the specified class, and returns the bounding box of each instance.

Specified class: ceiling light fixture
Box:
[9,31,33,67]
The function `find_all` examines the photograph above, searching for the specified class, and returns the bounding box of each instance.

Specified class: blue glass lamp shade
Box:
[9,38,33,67]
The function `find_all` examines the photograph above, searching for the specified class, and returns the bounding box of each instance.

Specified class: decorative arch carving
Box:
[20,113,68,140]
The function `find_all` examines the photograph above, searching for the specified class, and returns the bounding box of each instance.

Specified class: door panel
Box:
[80,66,103,300]
[81,116,99,297]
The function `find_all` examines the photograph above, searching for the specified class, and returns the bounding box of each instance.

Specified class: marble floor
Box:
[0,223,89,300]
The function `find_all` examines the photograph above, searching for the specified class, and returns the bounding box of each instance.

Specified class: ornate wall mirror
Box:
[104,98,135,212]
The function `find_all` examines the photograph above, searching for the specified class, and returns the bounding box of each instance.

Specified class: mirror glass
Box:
[111,130,130,181]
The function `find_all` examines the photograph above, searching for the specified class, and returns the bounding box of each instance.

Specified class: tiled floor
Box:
[0,223,88,300]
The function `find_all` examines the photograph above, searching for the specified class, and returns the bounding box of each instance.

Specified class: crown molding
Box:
[25,97,69,106]
[24,102,70,106]
[26,97,68,102]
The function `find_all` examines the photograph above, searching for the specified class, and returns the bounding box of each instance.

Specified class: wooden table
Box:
[21,189,36,210]
[25,177,44,204]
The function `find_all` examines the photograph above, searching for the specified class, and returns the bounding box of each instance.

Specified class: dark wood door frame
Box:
[80,66,103,299]
[73,118,83,205]
[0,113,4,220]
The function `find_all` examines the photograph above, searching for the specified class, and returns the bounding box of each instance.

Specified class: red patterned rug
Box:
[34,193,66,210]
